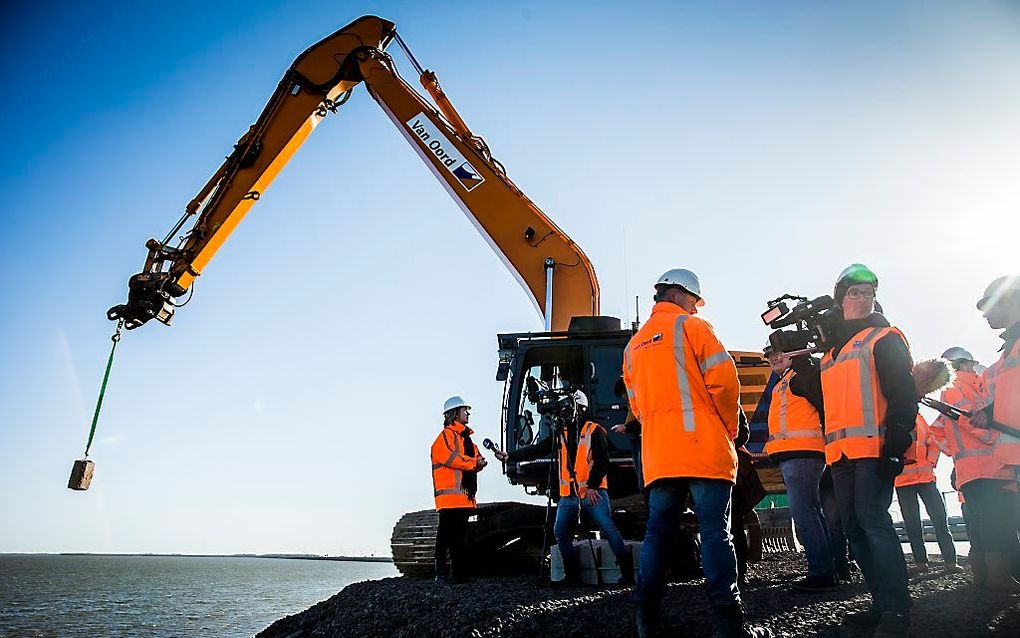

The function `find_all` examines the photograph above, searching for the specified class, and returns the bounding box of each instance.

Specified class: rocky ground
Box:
[257,553,1019,638]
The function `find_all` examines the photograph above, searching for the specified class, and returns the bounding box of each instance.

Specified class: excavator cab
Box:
[497,317,773,503]
[497,316,640,499]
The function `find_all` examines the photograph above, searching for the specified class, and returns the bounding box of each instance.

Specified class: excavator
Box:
[108,15,773,577]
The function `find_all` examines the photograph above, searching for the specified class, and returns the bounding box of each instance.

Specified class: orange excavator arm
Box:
[109,15,598,332]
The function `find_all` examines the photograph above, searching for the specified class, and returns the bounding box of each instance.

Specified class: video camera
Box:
[525,377,578,421]
[761,293,840,355]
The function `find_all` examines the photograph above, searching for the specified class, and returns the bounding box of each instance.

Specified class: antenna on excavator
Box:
[633,295,640,330]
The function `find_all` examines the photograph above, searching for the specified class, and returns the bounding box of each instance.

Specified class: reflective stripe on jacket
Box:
[820,326,909,464]
[765,368,824,456]
[896,414,939,487]
[558,421,608,498]
[623,302,740,484]
[985,339,1020,466]
[430,422,478,510]
[932,371,1010,487]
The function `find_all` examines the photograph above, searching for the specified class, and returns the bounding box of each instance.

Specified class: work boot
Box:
[434,559,448,583]
[872,611,910,638]
[843,604,882,629]
[635,601,661,638]
[710,604,773,638]
[907,561,930,575]
[985,552,1020,593]
[943,559,964,574]
[970,551,988,589]
[618,549,635,586]
[790,574,839,593]
[552,552,582,587]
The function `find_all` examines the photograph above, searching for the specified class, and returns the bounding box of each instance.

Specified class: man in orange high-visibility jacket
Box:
[625,268,770,638]
[894,414,958,573]
[431,395,488,582]
[819,264,916,637]
[496,390,633,586]
[969,275,1020,592]
[932,347,1018,590]
[764,348,836,592]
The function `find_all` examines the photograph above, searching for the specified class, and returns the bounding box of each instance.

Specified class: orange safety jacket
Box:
[984,337,1020,466]
[623,302,740,485]
[932,370,1011,488]
[765,368,824,456]
[558,421,609,498]
[820,326,910,465]
[430,422,478,510]
[895,414,939,488]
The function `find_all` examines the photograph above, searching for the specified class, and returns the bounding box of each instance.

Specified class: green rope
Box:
[84,320,124,458]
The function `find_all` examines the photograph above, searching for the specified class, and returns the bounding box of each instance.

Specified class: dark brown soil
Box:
[256,553,1019,637]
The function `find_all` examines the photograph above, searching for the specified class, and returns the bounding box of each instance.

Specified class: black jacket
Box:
[507,417,610,493]
[823,312,918,457]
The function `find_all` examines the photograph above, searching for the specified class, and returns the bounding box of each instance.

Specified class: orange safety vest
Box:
[985,338,1020,466]
[558,421,609,498]
[430,422,478,510]
[623,302,740,485]
[895,414,939,488]
[765,368,824,456]
[932,370,1011,488]
[819,326,910,465]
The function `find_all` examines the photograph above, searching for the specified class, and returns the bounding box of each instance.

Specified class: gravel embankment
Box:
[257,553,1019,638]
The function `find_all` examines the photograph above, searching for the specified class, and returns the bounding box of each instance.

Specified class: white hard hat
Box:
[572,390,589,409]
[977,275,1020,311]
[443,396,471,413]
[941,347,976,363]
[655,268,705,306]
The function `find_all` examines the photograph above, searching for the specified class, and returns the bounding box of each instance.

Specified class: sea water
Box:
[0,555,398,638]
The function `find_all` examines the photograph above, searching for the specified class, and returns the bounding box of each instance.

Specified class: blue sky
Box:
[2,1,1018,555]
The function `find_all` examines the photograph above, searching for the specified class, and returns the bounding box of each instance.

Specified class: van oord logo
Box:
[406,114,485,192]
[633,333,664,351]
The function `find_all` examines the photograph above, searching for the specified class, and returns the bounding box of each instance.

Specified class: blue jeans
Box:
[635,478,740,607]
[779,458,833,578]
[831,458,910,612]
[555,490,628,567]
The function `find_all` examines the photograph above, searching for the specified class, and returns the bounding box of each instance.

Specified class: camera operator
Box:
[494,390,633,586]
[431,396,488,583]
[763,348,837,592]
[817,264,917,637]
[624,268,770,638]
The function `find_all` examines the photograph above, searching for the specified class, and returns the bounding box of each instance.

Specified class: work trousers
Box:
[780,458,834,578]
[435,507,471,579]
[960,479,1020,555]
[636,478,740,608]
[555,490,628,573]
[831,458,911,613]
[820,469,850,572]
[895,481,956,564]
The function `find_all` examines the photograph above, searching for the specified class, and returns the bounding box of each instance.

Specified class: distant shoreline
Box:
[0,552,393,563]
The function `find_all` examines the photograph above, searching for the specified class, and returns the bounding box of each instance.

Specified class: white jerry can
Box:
[550,539,642,585]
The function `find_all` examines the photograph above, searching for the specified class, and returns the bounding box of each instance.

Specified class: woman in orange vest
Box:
[818,264,916,637]
[968,276,1020,592]
[932,347,1018,591]
[496,390,633,586]
[894,414,958,573]
[765,348,836,592]
[431,395,488,582]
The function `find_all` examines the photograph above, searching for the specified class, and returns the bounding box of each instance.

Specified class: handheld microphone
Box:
[482,438,497,452]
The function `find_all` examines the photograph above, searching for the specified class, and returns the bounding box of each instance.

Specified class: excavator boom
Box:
[109,15,598,332]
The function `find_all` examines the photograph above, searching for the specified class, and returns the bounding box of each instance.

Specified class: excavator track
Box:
[391,501,549,577]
